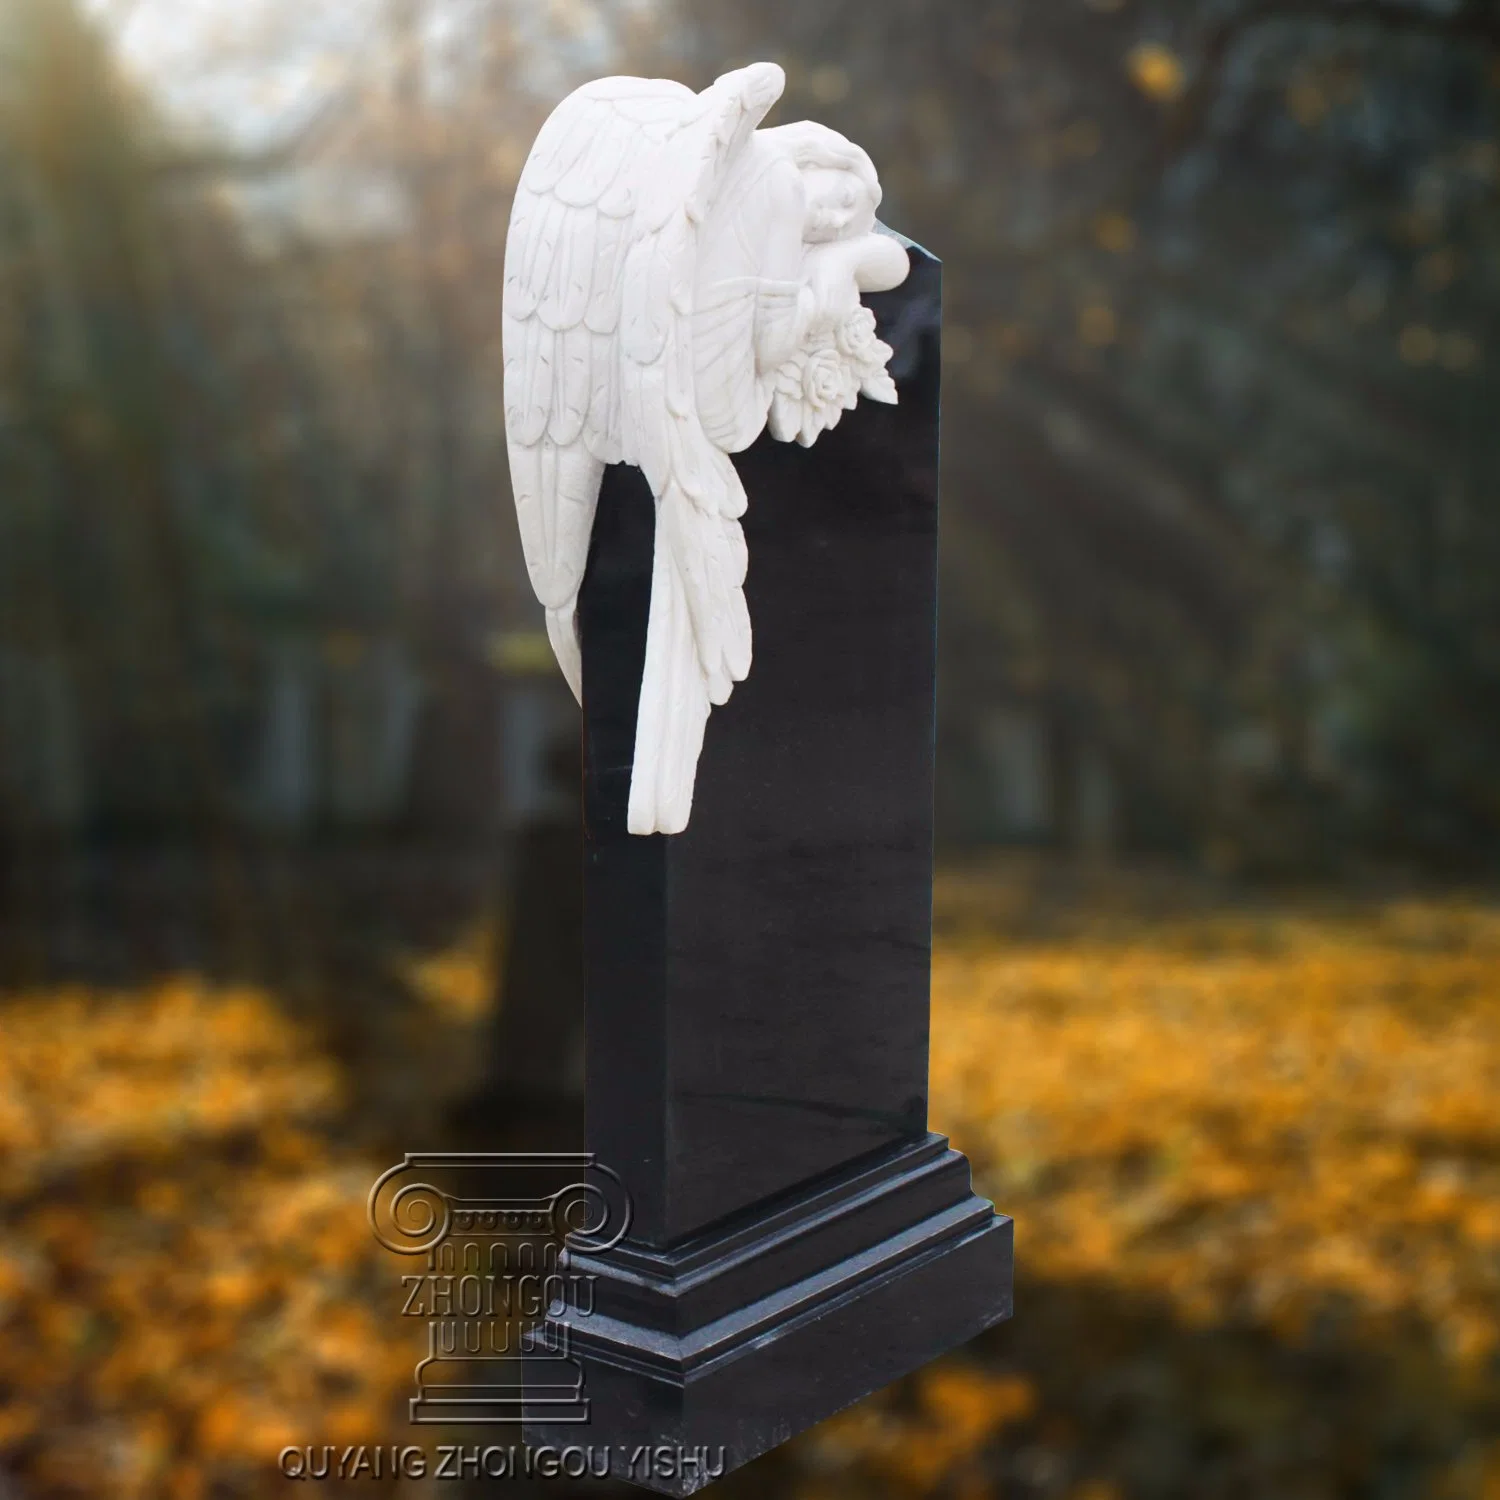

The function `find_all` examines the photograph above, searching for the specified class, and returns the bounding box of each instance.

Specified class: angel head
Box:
[759,122,882,244]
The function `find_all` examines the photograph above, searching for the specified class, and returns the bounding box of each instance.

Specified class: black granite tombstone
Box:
[526,238,1012,1493]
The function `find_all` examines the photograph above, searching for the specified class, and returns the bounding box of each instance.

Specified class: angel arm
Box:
[801,232,912,328]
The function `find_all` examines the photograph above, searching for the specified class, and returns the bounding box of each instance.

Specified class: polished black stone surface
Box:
[581,241,944,1248]
[544,240,1014,1491]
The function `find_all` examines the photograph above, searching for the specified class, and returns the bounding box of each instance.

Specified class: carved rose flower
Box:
[766,309,898,448]
[768,339,844,446]
[803,345,855,412]
[836,305,881,363]
[838,306,898,406]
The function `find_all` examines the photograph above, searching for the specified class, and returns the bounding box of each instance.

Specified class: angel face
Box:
[801,166,877,244]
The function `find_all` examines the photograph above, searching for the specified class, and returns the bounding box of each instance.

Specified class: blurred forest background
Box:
[1,0,1497,873]
[1,0,1498,1498]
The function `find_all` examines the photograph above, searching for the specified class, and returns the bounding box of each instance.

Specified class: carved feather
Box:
[504,78,701,716]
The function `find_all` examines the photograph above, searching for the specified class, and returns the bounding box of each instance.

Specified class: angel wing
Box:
[504,63,785,835]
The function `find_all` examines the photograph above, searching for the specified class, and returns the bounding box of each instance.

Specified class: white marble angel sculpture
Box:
[503,62,909,835]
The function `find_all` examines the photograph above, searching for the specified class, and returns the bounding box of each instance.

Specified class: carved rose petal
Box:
[774,355,806,400]
[768,390,803,444]
[836,306,880,362]
[798,408,828,446]
[802,346,848,414]
[840,364,861,411]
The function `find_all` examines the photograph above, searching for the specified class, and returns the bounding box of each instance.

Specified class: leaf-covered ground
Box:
[771,864,1500,1500]
[1,857,1497,1498]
